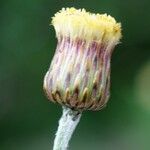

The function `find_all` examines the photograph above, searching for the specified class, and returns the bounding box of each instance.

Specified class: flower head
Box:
[44,7,122,111]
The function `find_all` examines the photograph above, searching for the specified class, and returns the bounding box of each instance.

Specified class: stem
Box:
[53,106,82,150]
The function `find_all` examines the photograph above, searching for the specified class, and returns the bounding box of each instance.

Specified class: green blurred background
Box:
[0,0,150,150]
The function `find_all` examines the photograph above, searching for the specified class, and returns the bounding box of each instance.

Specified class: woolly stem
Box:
[53,106,82,150]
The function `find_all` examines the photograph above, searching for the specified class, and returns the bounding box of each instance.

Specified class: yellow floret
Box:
[52,7,122,44]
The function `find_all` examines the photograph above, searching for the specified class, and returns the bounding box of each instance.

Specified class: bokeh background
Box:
[0,0,150,150]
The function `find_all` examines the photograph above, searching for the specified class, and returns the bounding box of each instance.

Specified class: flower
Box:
[43,7,122,111]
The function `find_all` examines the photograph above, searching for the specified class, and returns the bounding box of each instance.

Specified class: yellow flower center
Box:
[52,7,122,44]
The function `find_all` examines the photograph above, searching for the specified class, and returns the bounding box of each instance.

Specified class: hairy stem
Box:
[53,106,82,150]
